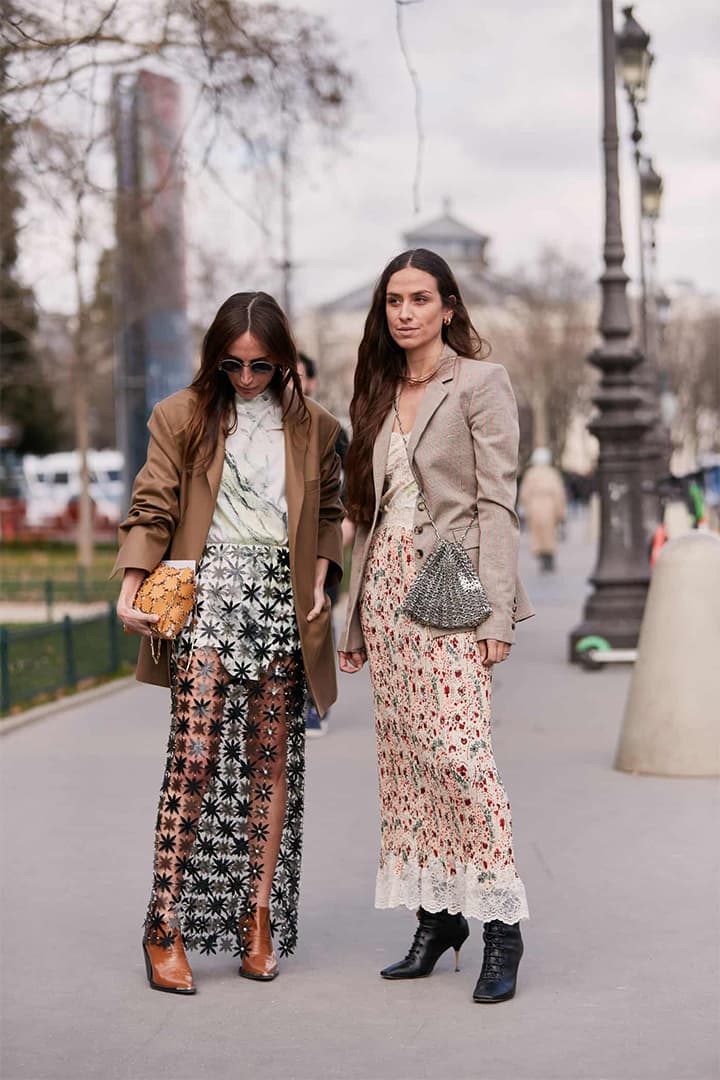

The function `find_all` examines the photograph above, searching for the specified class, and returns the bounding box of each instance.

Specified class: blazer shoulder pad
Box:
[305,397,341,435]
[455,357,510,390]
[151,388,198,428]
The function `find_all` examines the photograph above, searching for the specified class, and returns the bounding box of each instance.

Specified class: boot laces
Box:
[404,919,436,962]
[480,941,505,981]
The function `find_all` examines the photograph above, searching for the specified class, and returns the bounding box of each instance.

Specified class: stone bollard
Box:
[614,531,720,777]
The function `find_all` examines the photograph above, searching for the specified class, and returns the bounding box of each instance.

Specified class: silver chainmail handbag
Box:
[393,398,493,630]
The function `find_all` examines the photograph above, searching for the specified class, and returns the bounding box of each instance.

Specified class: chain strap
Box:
[392,395,477,545]
[148,595,197,673]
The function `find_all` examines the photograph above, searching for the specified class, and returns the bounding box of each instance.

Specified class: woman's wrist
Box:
[119,567,147,604]
[314,556,330,590]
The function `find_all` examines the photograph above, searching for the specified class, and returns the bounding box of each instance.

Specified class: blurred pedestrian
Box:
[518,447,567,572]
[115,292,343,993]
[296,352,351,737]
[338,248,533,1004]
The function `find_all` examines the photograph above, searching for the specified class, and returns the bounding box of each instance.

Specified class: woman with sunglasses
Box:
[115,292,343,994]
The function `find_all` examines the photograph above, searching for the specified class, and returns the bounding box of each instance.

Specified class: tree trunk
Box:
[531,386,549,449]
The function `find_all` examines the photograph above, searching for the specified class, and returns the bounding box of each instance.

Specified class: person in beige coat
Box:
[518,447,568,572]
[339,248,533,1004]
[115,292,343,994]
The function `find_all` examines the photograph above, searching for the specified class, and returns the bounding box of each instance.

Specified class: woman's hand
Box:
[116,567,160,637]
[478,639,512,666]
[307,557,330,622]
[338,649,367,674]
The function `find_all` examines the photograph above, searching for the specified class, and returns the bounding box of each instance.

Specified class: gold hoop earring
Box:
[443,316,452,326]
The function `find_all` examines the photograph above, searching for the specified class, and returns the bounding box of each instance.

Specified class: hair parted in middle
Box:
[182,291,307,470]
[343,248,489,526]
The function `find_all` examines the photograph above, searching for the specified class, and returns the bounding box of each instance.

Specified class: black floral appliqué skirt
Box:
[147,543,306,957]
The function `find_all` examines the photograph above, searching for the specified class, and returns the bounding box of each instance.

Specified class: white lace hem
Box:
[375,856,529,923]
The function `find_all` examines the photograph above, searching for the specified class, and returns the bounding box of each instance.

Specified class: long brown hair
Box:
[344,248,488,526]
[183,291,307,470]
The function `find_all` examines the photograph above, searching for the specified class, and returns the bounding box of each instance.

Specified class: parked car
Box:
[22,449,124,530]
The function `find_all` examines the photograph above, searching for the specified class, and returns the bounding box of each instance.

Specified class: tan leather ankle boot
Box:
[239,906,278,981]
[143,923,196,995]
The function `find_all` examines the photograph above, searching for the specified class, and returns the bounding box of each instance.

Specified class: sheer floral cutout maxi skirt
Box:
[144,542,306,957]
[360,524,529,923]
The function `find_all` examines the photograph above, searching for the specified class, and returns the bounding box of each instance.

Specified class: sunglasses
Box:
[219,357,276,376]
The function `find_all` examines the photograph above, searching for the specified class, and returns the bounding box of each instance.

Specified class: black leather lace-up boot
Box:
[380,908,470,980]
[472,919,523,1003]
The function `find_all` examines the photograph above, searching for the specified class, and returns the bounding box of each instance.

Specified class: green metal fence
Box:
[0,606,139,714]
[0,570,119,607]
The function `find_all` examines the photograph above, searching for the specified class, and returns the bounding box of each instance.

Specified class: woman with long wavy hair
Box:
[115,291,343,993]
[339,249,534,1003]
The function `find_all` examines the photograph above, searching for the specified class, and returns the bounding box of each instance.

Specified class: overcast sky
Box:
[245,0,720,311]
[20,0,719,317]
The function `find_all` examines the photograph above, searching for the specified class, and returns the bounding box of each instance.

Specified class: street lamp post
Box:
[639,154,665,391]
[569,0,654,660]
[616,5,671,541]
[616,5,652,353]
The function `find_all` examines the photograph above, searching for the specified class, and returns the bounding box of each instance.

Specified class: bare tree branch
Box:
[395,0,425,215]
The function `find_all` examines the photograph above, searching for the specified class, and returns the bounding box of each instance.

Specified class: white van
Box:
[22,449,124,528]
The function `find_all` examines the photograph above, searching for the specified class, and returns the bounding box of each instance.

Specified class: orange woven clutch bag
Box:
[133,562,196,663]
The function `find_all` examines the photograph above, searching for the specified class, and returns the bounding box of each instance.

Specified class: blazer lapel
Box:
[284,406,310,553]
[406,354,456,462]
[206,427,226,502]
[372,407,395,511]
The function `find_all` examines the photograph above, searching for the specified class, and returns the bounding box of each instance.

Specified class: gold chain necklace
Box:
[400,350,446,387]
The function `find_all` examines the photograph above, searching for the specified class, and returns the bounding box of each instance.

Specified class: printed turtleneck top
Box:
[206,392,288,545]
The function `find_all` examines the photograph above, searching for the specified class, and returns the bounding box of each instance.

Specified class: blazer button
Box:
[414,525,423,534]
[418,501,426,511]
[416,549,423,558]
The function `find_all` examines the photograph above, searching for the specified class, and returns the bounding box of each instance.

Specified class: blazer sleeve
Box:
[112,401,184,577]
[317,416,345,589]
[338,523,368,652]
[469,365,521,643]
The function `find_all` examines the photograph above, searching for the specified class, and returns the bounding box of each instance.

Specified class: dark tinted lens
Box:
[219,358,243,373]
[219,358,275,374]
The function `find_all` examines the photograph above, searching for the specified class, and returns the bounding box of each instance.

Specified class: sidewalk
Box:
[1,515,718,1080]
[0,600,111,623]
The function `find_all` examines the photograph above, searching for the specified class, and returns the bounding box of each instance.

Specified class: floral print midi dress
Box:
[360,433,529,923]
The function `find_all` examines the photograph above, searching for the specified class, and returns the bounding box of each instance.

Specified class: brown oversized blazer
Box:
[113,387,344,716]
[339,352,534,652]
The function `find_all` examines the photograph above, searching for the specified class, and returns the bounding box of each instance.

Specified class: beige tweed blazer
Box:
[339,353,534,651]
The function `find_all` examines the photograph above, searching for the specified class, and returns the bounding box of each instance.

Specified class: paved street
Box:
[2,515,718,1080]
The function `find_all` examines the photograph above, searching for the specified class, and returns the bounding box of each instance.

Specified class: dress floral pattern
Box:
[360,434,529,923]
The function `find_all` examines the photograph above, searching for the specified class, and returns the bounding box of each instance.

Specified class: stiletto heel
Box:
[381,909,470,980]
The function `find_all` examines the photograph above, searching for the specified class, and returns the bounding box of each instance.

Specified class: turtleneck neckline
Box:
[235,390,275,409]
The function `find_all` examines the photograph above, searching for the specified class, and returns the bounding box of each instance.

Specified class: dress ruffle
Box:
[376,856,529,922]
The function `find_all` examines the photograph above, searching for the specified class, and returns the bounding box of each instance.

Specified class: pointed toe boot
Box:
[143,924,196,995]
[239,906,279,981]
[472,920,523,1003]
[380,908,470,980]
